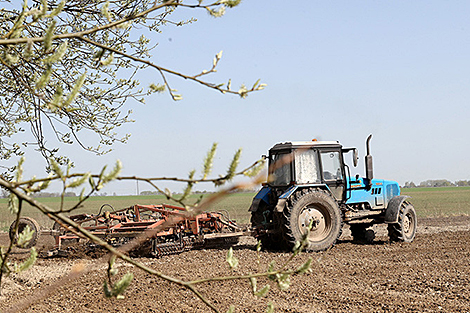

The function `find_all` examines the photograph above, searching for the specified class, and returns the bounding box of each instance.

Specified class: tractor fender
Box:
[249,186,271,212]
[274,185,334,212]
[275,185,299,212]
[384,195,411,223]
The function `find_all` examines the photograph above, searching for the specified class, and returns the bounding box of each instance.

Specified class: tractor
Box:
[249,135,417,251]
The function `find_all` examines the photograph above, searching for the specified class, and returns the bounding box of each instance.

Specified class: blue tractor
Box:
[249,135,417,251]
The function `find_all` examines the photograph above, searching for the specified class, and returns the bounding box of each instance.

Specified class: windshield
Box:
[269,152,292,186]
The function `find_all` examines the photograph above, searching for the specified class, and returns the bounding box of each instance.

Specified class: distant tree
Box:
[0,0,264,166]
[419,179,455,188]
[455,180,469,187]
[140,190,159,196]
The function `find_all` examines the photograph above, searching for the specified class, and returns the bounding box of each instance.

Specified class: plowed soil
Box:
[1,216,470,313]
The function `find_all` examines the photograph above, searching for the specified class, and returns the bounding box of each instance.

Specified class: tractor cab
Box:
[267,140,348,201]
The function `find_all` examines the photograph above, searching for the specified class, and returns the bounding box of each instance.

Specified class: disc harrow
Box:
[36,203,248,258]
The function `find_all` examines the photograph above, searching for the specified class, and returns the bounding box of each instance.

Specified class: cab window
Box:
[294,149,320,184]
[320,151,342,181]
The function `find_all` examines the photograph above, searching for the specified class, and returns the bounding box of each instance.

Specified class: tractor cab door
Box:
[319,150,345,201]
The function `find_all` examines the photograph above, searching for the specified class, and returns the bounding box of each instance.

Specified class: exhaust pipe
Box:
[365,134,373,188]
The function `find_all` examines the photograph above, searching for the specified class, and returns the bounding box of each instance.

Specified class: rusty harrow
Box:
[44,203,247,258]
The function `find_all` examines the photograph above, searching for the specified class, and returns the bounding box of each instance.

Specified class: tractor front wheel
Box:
[388,201,417,242]
[283,189,342,252]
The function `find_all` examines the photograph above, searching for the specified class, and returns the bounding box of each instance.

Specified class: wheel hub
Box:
[403,213,413,234]
[298,205,330,241]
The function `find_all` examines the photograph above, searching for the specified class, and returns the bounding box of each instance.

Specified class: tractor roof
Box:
[270,141,341,150]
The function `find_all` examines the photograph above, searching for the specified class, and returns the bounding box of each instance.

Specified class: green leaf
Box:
[88,175,96,189]
[100,53,114,66]
[63,72,86,106]
[36,64,53,90]
[267,260,277,281]
[24,39,33,60]
[252,78,261,90]
[257,83,267,90]
[101,1,111,22]
[276,273,291,291]
[249,277,257,294]
[226,247,239,269]
[226,148,242,180]
[8,194,19,214]
[226,306,235,313]
[5,54,19,64]
[15,157,25,182]
[17,247,37,272]
[238,84,248,98]
[220,0,242,8]
[296,257,313,274]
[254,284,270,297]
[244,159,266,178]
[50,158,64,178]
[47,0,65,18]
[36,174,52,191]
[103,280,112,298]
[256,240,262,252]
[149,83,166,93]
[48,84,63,111]
[206,6,226,18]
[102,160,122,184]
[202,143,217,179]
[79,187,86,201]
[266,302,274,313]
[112,272,133,298]
[173,94,183,101]
[180,169,195,201]
[40,0,48,17]
[66,172,91,188]
[44,40,67,63]
[16,225,34,248]
[44,20,56,52]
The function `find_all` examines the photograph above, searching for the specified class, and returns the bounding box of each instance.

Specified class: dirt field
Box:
[1,216,470,313]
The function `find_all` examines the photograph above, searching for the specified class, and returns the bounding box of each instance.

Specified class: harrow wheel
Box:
[9,217,40,249]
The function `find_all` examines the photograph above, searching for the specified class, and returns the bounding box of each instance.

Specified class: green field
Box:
[0,193,256,231]
[401,186,470,217]
[1,187,470,231]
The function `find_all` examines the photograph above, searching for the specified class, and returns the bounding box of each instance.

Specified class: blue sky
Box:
[18,1,470,194]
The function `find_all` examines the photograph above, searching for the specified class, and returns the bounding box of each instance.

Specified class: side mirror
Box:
[352,149,359,167]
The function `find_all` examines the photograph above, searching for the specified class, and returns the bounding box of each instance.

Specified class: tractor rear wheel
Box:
[282,189,342,252]
[388,201,417,242]
[9,217,40,249]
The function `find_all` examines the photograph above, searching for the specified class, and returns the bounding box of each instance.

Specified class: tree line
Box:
[403,179,470,188]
